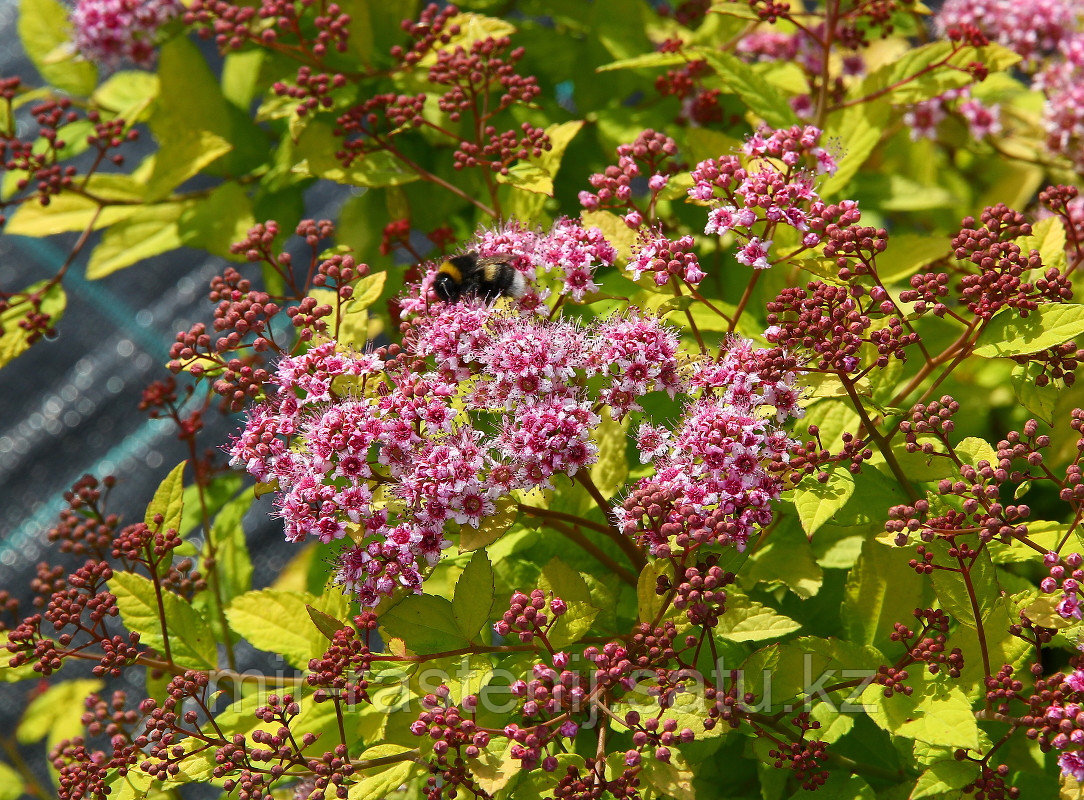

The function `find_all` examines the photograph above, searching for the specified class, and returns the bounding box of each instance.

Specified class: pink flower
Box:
[935,0,1077,64]
[960,99,1002,139]
[1066,670,1084,692]
[735,237,773,270]
[636,423,672,463]
[1061,751,1084,782]
[71,0,181,67]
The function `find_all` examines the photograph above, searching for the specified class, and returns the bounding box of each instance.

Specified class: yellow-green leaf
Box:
[715,591,801,642]
[696,49,798,128]
[86,202,194,279]
[18,0,97,96]
[955,437,997,467]
[460,496,518,551]
[581,209,637,265]
[895,687,981,749]
[0,280,66,368]
[496,120,584,196]
[792,469,855,536]
[589,409,629,500]
[380,593,468,654]
[17,678,103,748]
[637,560,673,624]
[0,762,23,800]
[93,71,159,122]
[226,588,323,669]
[1023,215,1068,271]
[111,572,217,669]
[146,130,232,201]
[145,460,186,532]
[453,550,495,643]
[348,745,421,800]
[538,558,600,648]
[973,304,1084,357]
[5,193,138,236]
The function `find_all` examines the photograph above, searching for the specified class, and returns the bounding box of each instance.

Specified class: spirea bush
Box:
[7,0,1084,798]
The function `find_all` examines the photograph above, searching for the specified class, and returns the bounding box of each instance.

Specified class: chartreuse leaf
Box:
[413,653,493,702]
[145,461,186,532]
[348,744,421,800]
[0,763,22,800]
[496,120,584,196]
[640,754,696,800]
[306,587,353,658]
[201,489,253,603]
[152,38,268,175]
[876,233,950,283]
[0,280,65,369]
[929,545,1000,629]
[895,687,981,749]
[973,304,1084,357]
[589,409,629,500]
[538,558,600,648]
[5,194,140,236]
[178,182,255,260]
[955,437,998,467]
[1022,215,1068,271]
[792,469,855,536]
[460,496,518,551]
[226,588,327,668]
[911,759,978,798]
[843,537,933,651]
[581,209,638,264]
[380,594,470,654]
[745,517,823,599]
[453,550,495,642]
[221,49,265,111]
[596,51,689,72]
[145,130,232,201]
[93,71,159,122]
[696,49,798,128]
[18,0,97,96]
[294,119,420,187]
[308,604,350,641]
[990,519,1084,564]
[111,572,217,669]
[17,679,103,750]
[1011,362,1058,423]
[715,589,800,642]
[819,99,890,197]
[86,201,197,279]
[0,661,38,684]
[315,271,388,348]
[861,677,980,750]
[637,560,673,623]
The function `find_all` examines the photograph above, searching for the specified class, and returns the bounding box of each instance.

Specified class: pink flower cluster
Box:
[1035,35,1084,171]
[1037,668,1084,781]
[578,129,679,228]
[71,0,181,67]
[1041,551,1084,621]
[935,0,1079,65]
[904,89,1002,142]
[401,218,617,315]
[618,338,801,555]
[231,296,685,604]
[690,126,855,271]
[628,232,705,287]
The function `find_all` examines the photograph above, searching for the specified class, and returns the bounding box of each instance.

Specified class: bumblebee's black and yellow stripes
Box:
[434,252,527,303]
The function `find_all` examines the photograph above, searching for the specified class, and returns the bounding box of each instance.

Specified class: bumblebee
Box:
[433,252,527,303]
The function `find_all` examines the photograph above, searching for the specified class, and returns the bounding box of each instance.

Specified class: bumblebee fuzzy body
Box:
[433,252,527,303]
